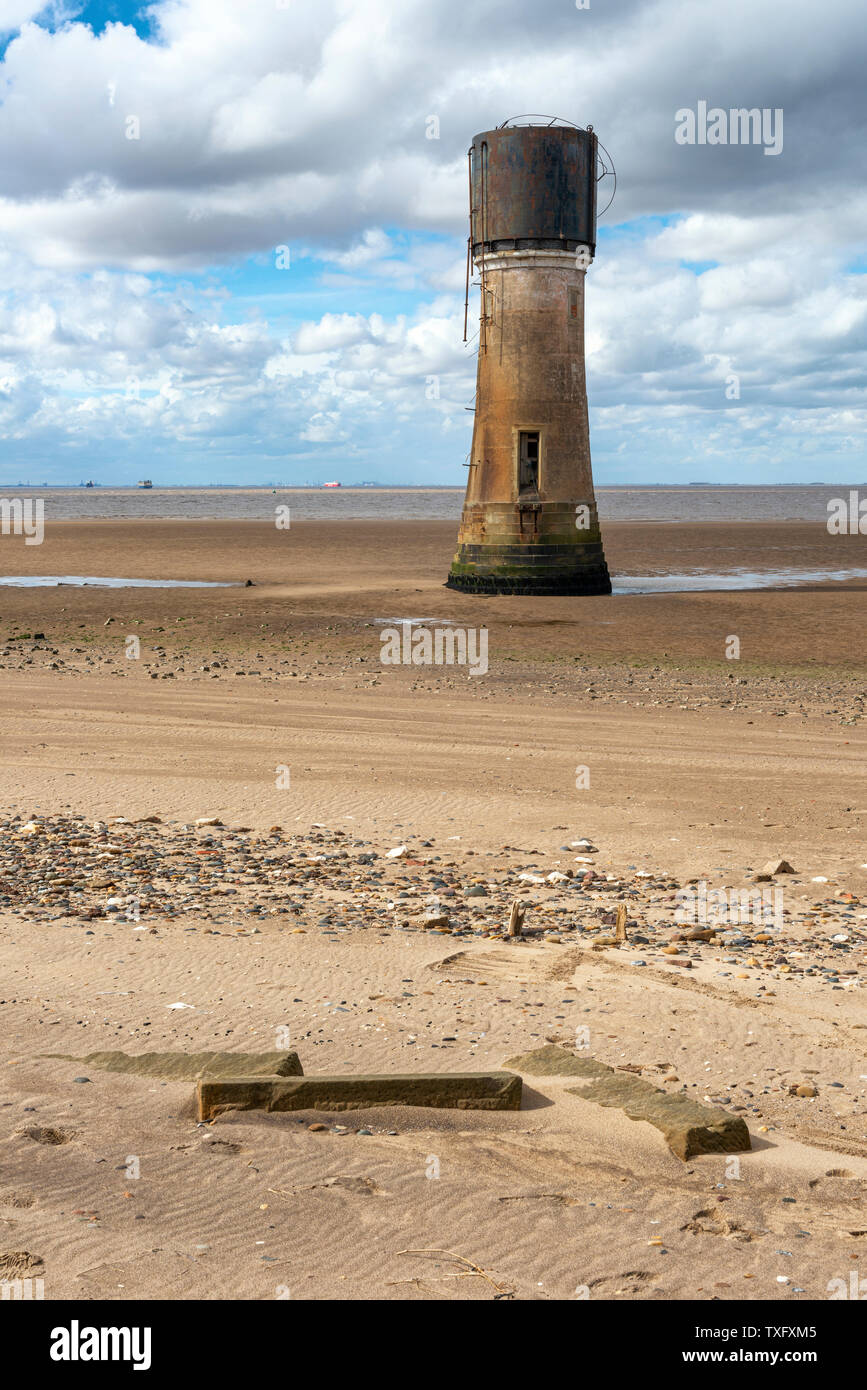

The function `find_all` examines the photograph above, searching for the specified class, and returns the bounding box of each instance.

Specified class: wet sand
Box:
[2,518,867,667]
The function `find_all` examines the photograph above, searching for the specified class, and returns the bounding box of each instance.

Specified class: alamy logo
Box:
[0,497,44,545]
[675,880,783,928]
[50,1320,152,1371]
[380,621,488,676]
[1,1277,44,1299]
[827,1270,867,1299]
[827,491,867,535]
[675,102,783,156]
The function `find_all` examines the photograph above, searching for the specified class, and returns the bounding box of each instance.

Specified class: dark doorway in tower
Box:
[518,431,540,494]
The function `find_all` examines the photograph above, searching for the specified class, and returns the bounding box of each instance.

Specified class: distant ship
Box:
[137,480,153,488]
[323,480,341,488]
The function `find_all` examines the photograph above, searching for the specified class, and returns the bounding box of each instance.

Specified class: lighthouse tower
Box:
[446,118,612,596]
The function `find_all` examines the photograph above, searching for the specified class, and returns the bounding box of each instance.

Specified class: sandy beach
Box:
[1,518,866,1302]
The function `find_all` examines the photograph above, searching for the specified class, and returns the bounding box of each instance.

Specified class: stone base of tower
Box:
[446,549,611,595]
[446,500,612,596]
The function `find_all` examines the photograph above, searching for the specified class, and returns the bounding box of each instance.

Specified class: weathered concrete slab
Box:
[504,1045,750,1161]
[197,1071,522,1121]
[503,1044,610,1078]
[43,1050,304,1081]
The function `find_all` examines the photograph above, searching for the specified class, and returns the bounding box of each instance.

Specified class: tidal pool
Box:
[0,575,237,588]
[612,567,867,595]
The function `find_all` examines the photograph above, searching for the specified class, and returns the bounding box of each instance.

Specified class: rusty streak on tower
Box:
[446,117,612,596]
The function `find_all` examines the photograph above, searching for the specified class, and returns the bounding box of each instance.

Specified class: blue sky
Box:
[0,0,154,58]
[0,0,865,485]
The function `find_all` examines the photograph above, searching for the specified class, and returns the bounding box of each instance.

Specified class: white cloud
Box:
[0,243,476,479]
[293,313,372,353]
[0,2,51,31]
[0,0,862,269]
[0,0,864,480]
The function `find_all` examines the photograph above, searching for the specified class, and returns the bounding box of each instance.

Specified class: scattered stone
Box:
[0,817,857,1003]
[418,911,450,928]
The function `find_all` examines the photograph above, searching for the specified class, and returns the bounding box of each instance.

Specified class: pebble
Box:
[0,817,860,1015]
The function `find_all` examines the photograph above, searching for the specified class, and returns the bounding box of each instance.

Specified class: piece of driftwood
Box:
[507,899,526,937]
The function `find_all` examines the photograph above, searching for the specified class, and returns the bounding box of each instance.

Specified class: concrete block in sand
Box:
[43,1050,304,1081]
[197,1071,522,1121]
[503,1045,750,1161]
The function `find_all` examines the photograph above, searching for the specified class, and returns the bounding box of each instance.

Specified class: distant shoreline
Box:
[0,482,862,491]
[0,484,859,525]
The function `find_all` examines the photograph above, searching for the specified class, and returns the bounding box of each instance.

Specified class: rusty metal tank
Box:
[469,122,598,257]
